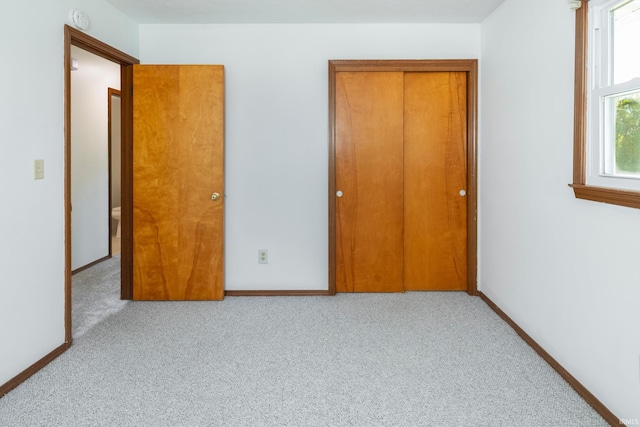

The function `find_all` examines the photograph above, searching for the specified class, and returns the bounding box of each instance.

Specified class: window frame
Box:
[571,0,640,208]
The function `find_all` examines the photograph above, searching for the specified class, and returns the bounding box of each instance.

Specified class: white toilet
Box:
[111,206,121,238]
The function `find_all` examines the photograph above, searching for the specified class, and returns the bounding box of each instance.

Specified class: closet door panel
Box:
[403,72,467,290]
[335,72,405,292]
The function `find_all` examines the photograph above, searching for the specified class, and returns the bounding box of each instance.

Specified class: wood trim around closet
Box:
[328,59,478,295]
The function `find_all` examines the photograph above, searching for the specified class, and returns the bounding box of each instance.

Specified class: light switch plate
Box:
[34,159,44,180]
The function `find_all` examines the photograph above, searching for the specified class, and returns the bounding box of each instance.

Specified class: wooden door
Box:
[335,72,405,292]
[333,68,469,293]
[132,65,225,300]
[404,72,467,290]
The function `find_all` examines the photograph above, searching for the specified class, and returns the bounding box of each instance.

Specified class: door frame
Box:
[328,59,478,295]
[108,87,121,257]
[64,26,139,343]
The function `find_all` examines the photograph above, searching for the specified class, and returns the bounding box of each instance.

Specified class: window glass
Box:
[603,91,640,176]
[572,0,640,208]
[612,0,640,85]
[587,0,640,190]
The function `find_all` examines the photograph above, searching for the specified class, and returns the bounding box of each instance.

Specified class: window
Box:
[572,0,640,208]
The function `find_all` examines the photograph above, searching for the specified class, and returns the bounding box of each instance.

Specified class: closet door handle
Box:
[211,192,221,201]
[336,190,344,198]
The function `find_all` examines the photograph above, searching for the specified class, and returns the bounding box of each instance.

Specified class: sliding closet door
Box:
[335,72,405,292]
[403,72,467,291]
[132,65,225,300]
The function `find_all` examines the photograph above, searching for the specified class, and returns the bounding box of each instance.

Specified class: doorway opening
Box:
[64,25,139,343]
[70,46,120,272]
[108,88,122,257]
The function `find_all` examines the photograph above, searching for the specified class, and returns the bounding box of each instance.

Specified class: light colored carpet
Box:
[72,255,128,338]
[0,261,606,426]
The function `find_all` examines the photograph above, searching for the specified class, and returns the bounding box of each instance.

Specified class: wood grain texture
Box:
[120,64,135,300]
[570,183,640,209]
[330,59,479,73]
[573,1,589,185]
[328,60,478,295]
[465,61,479,296]
[404,72,467,291]
[335,72,405,292]
[133,65,224,300]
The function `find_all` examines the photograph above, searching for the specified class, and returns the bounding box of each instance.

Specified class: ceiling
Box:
[104,0,507,24]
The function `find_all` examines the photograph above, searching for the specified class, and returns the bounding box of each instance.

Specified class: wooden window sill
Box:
[570,184,640,209]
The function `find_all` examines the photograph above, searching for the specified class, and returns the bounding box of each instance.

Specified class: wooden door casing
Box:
[335,72,405,293]
[329,60,478,295]
[133,65,225,301]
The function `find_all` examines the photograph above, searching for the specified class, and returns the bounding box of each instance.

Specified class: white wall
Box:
[0,0,137,387]
[2,0,634,417]
[481,0,640,420]
[140,23,481,291]
[71,46,120,269]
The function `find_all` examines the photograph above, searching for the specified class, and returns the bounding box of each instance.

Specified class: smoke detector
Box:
[70,9,90,31]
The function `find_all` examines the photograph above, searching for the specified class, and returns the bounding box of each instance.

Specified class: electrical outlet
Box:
[258,249,268,264]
